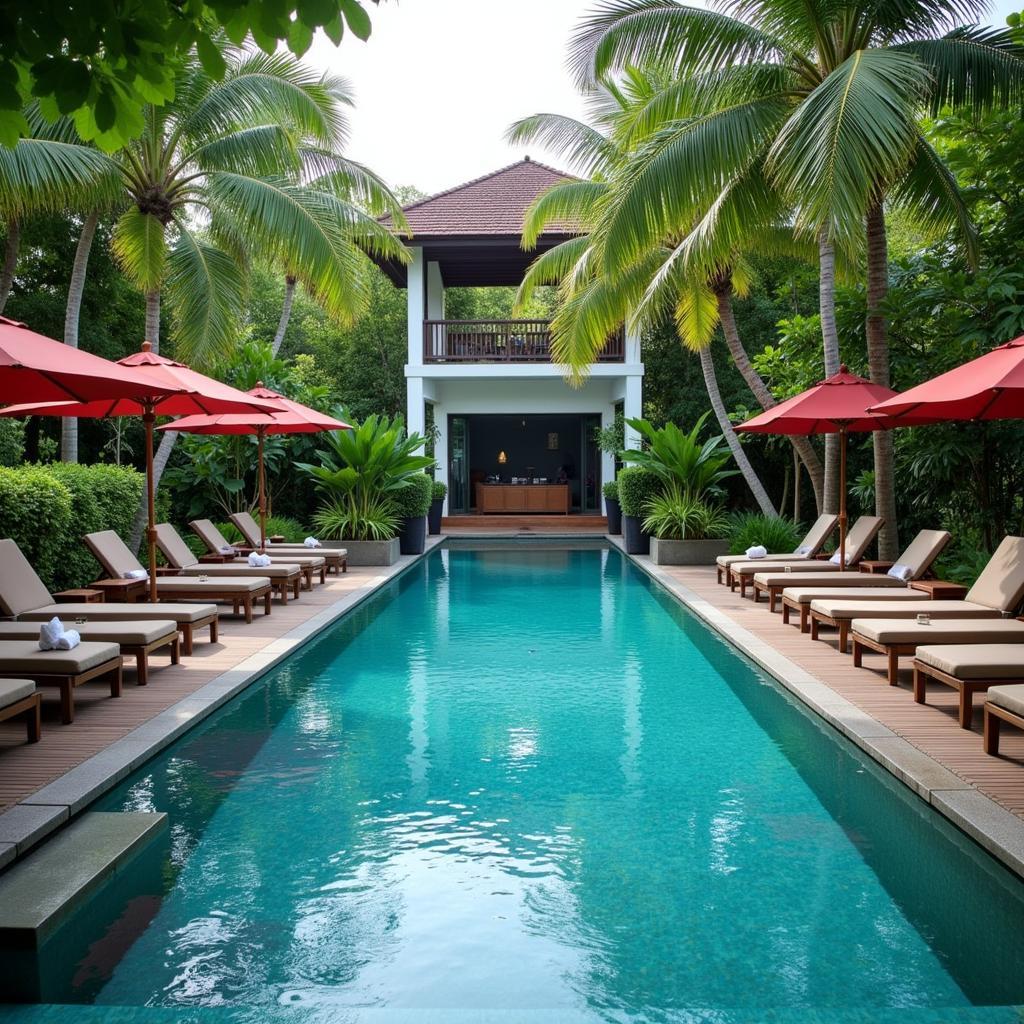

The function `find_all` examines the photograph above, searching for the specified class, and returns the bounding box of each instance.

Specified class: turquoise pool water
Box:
[4,548,1024,1023]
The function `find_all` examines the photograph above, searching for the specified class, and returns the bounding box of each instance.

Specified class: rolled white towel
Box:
[248,552,272,567]
[745,545,767,559]
[887,563,913,581]
[303,536,321,548]
[217,544,237,556]
[38,616,64,651]
[56,629,81,650]
[123,568,148,580]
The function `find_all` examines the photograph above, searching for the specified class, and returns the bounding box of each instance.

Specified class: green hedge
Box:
[0,463,145,591]
[616,467,662,517]
[392,474,433,517]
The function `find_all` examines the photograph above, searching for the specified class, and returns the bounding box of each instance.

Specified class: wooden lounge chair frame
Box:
[911,659,1009,730]
[189,519,325,587]
[229,511,347,574]
[717,514,838,585]
[983,700,1024,756]
[851,634,915,686]
[0,690,41,742]
[22,656,123,724]
[113,632,179,686]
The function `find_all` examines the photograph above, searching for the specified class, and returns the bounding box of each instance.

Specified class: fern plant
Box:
[643,495,729,541]
[727,513,803,556]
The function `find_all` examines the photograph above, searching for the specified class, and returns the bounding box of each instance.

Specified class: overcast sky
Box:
[308,0,1021,198]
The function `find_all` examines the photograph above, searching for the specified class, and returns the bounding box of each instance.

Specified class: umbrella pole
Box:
[143,404,158,603]
[839,425,848,571]
[258,427,267,552]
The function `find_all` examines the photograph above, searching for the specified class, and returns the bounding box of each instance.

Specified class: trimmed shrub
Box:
[616,467,662,517]
[0,466,74,590]
[392,474,433,518]
[602,479,618,501]
[727,512,803,556]
[431,480,447,501]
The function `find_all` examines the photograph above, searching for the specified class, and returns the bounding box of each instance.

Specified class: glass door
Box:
[580,413,601,513]
[448,415,470,514]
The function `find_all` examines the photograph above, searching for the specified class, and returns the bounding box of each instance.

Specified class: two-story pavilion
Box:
[379,158,643,518]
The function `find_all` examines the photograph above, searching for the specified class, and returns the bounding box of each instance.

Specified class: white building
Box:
[381,158,643,519]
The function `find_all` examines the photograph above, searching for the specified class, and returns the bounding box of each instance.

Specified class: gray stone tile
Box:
[0,842,15,871]
[859,736,972,798]
[931,789,1024,876]
[0,804,68,854]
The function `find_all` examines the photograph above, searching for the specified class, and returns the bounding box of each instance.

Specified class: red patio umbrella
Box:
[0,316,177,403]
[0,342,279,601]
[161,383,351,550]
[736,366,899,569]
[868,335,1024,424]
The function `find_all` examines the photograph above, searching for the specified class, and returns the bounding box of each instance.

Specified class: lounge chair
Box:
[189,519,326,586]
[0,620,178,687]
[715,513,838,584]
[0,679,41,743]
[913,644,1024,730]
[154,523,302,603]
[775,529,952,623]
[229,511,348,574]
[0,538,219,653]
[84,531,272,624]
[983,684,1024,756]
[0,640,121,723]
[732,516,883,599]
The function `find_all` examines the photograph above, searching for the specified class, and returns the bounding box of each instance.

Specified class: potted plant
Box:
[617,467,661,554]
[603,479,621,534]
[394,473,433,554]
[300,414,435,565]
[644,495,731,564]
[428,480,447,535]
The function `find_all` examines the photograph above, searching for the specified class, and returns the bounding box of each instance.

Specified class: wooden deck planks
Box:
[659,566,1024,818]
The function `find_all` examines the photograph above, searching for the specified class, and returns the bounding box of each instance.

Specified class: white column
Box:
[426,261,445,319]
[406,245,425,369]
[600,404,616,508]
[623,375,643,449]
[434,403,449,514]
[625,324,642,365]
[407,376,425,443]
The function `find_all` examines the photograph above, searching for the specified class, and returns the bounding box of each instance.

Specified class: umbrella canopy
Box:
[0,316,179,404]
[867,335,1024,424]
[0,343,280,601]
[737,366,899,568]
[163,384,351,550]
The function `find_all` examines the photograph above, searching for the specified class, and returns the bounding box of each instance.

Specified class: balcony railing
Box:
[423,320,625,363]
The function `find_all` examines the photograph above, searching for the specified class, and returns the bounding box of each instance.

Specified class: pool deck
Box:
[0,539,444,870]
[618,544,1024,878]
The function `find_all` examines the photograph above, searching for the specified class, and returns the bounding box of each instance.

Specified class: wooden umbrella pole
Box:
[143,403,158,603]
[839,424,848,571]
[258,427,267,552]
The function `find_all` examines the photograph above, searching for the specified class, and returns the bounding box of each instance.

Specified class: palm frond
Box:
[111,207,167,291]
[515,236,592,311]
[674,276,720,351]
[183,125,302,178]
[505,113,618,176]
[522,180,607,248]
[0,138,122,216]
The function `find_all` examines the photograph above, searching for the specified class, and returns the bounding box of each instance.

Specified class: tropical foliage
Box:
[643,494,729,541]
[615,466,663,518]
[727,512,803,557]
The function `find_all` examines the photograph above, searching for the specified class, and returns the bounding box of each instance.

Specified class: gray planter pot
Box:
[649,537,731,565]
[320,537,401,566]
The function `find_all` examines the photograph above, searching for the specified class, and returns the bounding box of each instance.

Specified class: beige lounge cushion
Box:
[266,546,342,560]
[189,520,326,568]
[756,570,906,588]
[154,523,204,570]
[718,552,816,568]
[19,603,217,626]
[155,576,271,595]
[916,644,1024,680]
[0,678,36,707]
[988,684,1024,718]
[852,618,1024,646]
[0,620,176,646]
[189,518,230,553]
[0,539,55,616]
[895,529,952,579]
[84,529,144,579]
[228,554,324,570]
[834,516,884,565]
[0,640,119,675]
[965,536,1024,611]
[810,599,994,622]
[733,558,822,577]
[229,510,265,547]
[783,586,919,606]
[746,562,859,580]
[179,563,299,580]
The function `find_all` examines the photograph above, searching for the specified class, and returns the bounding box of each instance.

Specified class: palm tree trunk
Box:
[61,211,99,463]
[698,344,776,516]
[715,283,824,514]
[819,232,842,517]
[272,275,297,355]
[866,201,898,559]
[0,218,21,314]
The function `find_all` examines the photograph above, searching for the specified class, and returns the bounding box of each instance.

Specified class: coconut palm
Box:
[567,0,1024,555]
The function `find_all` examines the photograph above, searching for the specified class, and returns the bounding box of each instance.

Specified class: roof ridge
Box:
[398,157,578,215]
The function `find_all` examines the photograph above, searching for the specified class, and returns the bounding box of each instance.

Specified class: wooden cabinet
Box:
[475,483,570,514]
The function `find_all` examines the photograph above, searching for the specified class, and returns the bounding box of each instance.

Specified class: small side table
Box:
[198,553,234,563]
[53,588,104,604]
[910,579,969,600]
[269,534,286,544]
[91,578,147,603]
[858,560,895,574]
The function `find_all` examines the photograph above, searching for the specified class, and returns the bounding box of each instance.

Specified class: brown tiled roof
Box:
[386,158,579,239]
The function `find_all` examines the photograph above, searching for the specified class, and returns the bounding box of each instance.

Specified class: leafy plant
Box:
[431,480,448,501]
[592,412,625,455]
[727,512,803,556]
[0,419,24,466]
[392,474,433,518]
[643,495,729,541]
[620,414,737,504]
[616,466,662,518]
[602,479,618,501]
[300,413,434,540]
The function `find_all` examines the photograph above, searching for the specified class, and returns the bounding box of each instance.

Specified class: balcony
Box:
[423,320,624,363]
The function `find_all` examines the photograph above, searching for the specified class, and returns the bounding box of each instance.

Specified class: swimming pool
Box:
[4,547,1024,1022]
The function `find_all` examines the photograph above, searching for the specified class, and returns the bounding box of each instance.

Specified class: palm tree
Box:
[568,0,1024,556]
[95,45,408,549]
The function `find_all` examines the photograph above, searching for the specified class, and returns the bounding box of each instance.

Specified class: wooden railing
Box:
[423,320,625,363]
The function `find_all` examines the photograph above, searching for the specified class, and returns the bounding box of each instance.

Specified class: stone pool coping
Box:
[612,537,1024,881]
[0,538,445,871]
